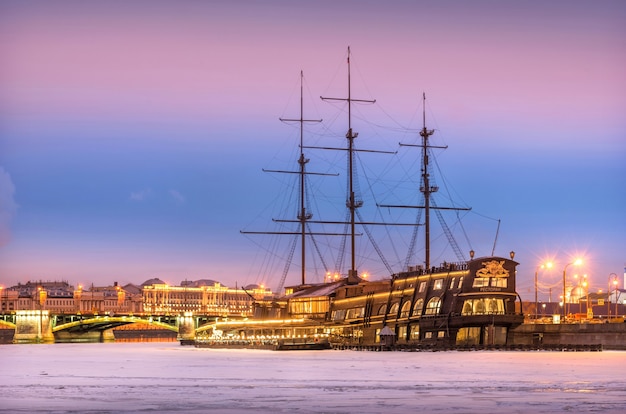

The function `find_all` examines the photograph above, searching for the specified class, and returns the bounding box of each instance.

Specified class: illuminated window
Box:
[346,307,364,319]
[424,297,442,315]
[412,299,424,317]
[398,325,407,340]
[425,331,433,339]
[461,298,505,315]
[377,304,387,315]
[449,278,456,289]
[400,301,412,318]
[457,277,464,288]
[332,309,346,321]
[410,324,420,340]
[437,331,445,338]
[472,277,489,288]
[388,302,399,316]
[456,327,480,345]
[418,282,427,293]
[433,279,443,290]
[491,277,507,288]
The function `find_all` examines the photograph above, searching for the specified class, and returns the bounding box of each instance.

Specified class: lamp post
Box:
[562,259,582,320]
[581,275,589,317]
[535,261,553,319]
[609,273,619,318]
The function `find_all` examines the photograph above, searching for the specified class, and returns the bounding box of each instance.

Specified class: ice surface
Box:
[1,342,625,413]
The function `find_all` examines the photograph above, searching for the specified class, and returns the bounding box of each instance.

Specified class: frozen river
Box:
[1,342,625,413]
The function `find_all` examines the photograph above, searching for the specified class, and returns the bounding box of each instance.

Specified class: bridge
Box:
[0,311,226,344]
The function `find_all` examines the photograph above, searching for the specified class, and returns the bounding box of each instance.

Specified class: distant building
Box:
[142,280,272,316]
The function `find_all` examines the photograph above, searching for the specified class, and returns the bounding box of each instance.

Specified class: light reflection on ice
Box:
[1,342,625,413]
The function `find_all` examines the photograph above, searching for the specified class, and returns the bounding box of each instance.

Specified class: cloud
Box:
[0,167,19,247]
[130,188,153,202]
[169,189,186,205]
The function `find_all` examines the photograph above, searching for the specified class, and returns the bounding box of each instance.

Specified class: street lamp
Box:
[606,273,617,319]
[609,273,619,318]
[562,258,582,320]
[535,261,553,319]
[581,275,589,317]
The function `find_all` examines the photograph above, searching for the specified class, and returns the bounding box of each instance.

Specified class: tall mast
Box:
[243,71,342,290]
[321,47,375,280]
[381,93,470,273]
[297,71,312,285]
[419,93,435,271]
[277,71,322,286]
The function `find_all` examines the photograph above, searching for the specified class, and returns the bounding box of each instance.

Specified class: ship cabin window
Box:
[449,278,455,289]
[437,331,445,338]
[457,277,464,289]
[461,298,505,315]
[346,307,364,319]
[491,277,507,288]
[425,331,433,339]
[433,279,444,290]
[398,325,407,340]
[473,276,507,288]
[332,309,346,321]
[424,297,442,315]
[377,304,387,315]
[418,281,427,293]
[400,301,412,318]
[412,298,424,317]
[473,277,489,288]
[388,302,399,316]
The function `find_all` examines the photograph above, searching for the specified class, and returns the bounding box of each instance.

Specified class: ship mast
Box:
[284,71,318,285]
[242,71,341,289]
[419,93,435,271]
[321,47,376,280]
[380,93,470,272]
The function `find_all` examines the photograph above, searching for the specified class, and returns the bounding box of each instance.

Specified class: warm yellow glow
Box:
[574,258,583,266]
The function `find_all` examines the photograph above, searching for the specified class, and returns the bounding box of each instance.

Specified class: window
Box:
[437,331,445,338]
[456,327,480,345]
[472,277,489,288]
[433,279,443,290]
[424,297,442,315]
[425,331,433,339]
[377,304,387,315]
[457,277,464,289]
[332,309,346,321]
[346,307,364,319]
[491,277,507,288]
[461,298,505,315]
[412,299,424,317]
[398,325,407,340]
[449,278,456,289]
[418,282,427,293]
[400,301,412,318]
[388,302,399,316]
[410,324,420,340]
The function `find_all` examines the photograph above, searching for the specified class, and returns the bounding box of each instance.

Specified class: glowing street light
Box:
[609,273,618,318]
[534,261,553,319]
[562,258,582,319]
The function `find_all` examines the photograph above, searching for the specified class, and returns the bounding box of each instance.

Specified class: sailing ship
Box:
[195,48,524,349]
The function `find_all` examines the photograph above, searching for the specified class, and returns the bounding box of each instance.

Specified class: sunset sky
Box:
[1,0,624,300]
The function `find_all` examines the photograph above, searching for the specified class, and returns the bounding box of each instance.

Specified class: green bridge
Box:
[0,310,222,344]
